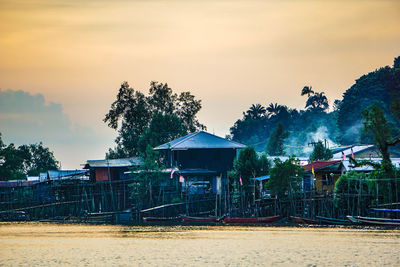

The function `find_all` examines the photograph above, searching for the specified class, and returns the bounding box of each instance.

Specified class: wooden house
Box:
[302,160,342,195]
[154,131,246,194]
[82,157,142,182]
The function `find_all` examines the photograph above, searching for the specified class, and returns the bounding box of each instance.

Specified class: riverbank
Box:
[1,222,399,266]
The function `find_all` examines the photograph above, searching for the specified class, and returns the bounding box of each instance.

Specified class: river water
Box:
[0,223,399,266]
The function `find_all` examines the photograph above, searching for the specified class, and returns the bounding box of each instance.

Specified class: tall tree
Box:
[362,104,400,174]
[309,141,333,161]
[104,81,205,158]
[301,86,314,97]
[266,123,289,156]
[246,104,266,120]
[266,103,282,118]
[305,92,329,111]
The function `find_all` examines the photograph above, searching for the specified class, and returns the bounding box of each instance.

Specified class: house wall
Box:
[95,168,110,182]
[172,148,236,175]
[314,173,341,194]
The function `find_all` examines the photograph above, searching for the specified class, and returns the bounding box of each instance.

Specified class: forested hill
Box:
[228,56,400,156]
[337,57,400,145]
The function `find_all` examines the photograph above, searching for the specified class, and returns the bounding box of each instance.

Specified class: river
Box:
[0,223,399,266]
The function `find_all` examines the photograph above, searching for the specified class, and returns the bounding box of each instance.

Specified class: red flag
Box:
[351,147,355,159]
[342,151,346,160]
[239,176,243,186]
[170,169,176,179]
[179,175,185,183]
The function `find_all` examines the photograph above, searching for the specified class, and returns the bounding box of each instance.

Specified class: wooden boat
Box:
[223,215,281,224]
[347,215,400,226]
[180,215,218,223]
[316,216,353,225]
[142,216,179,223]
[290,216,318,224]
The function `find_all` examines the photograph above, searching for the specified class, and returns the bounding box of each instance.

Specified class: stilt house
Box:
[154,131,246,194]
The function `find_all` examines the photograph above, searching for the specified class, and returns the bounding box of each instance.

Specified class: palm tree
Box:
[246,104,266,119]
[305,92,329,111]
[266,103,282,118]
[301,86,314,97]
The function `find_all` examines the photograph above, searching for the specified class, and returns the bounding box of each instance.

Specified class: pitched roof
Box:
[154,131,246,150]
[302,160,341,171]
[83,157,142,168]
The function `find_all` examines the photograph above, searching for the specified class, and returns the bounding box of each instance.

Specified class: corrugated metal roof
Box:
[332,145,375,159]
[341,158,400,172]
[83,157,143,168]
[303,160,341,171]
[154,131,246,150]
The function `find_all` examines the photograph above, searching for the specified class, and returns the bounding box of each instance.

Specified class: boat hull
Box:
[223,215,281,224]
[180,215,218,223]
[290,216,318,224]
[350,216,400,226]
[316,216,353,225]
[143,217,179,223]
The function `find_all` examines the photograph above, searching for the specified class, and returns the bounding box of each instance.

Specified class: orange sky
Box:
[0,0,399,168]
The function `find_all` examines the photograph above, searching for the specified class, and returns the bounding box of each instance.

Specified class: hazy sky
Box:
[1,0,399,169]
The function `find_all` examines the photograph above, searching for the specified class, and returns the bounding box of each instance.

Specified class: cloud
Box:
[0,89,115,169]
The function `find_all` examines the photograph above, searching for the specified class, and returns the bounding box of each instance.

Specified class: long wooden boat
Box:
[142,216,179,223]
[316,216,353,225]
[347,215,400,226]
[290,216,318,224]
[180,215,218,223]
[223,215,281,224]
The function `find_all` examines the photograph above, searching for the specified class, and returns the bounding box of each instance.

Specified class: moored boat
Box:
[142,216,179,223]
[180,215,218,223]
[223,215,281,224]
[290,216,318,224]
[347,215,400,226]
[316,216,353,225]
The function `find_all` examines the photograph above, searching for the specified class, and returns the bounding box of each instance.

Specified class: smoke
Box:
[284,125,337,156]
[302,126,337,154]
[341,121,363,143]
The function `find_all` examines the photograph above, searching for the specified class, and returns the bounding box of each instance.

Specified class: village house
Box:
[82,157,142,182]
[154,131,246,194]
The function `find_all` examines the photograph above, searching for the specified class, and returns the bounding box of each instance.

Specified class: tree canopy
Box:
[0,135,58,180]
[104,81,205,158]
[267,156,304,198]
[309,141,333,161]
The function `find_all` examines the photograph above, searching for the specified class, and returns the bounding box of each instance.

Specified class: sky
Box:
[0,0,399,169]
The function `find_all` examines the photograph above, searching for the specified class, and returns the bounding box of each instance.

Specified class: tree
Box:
[138,113,186,154]
[266,123,289,156]
[305,92,329,112]
[228,147,270,206]
[0,135,58,180]
[0,143,27,180]
[25,143,59,176]
[267,156,304,198]
[104,81,205,158]
[128,145,164,209]
[334,171,369,213]
[336,57,400,145]
[301,86,314,97]
[266,103,282,118]
[309,141,333,161]
[246,104,266,120]
[362,105,400,171]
